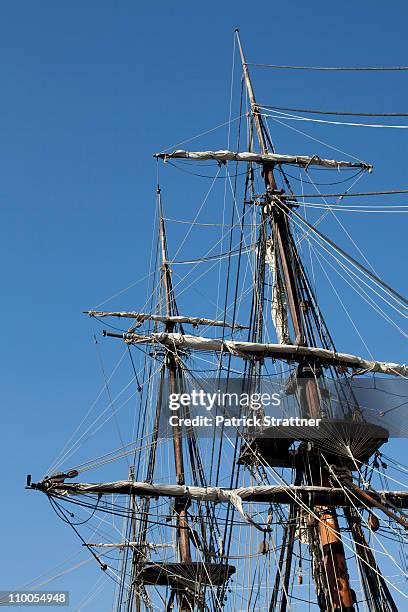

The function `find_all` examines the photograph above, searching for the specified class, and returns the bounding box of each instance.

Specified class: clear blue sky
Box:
[1,2,407,610]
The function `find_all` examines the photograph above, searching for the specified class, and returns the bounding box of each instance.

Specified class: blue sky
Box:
[1,2,407,610]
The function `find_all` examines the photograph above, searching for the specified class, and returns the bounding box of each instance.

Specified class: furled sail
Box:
[105,330,408,376]
[154,149,373,171]
[265,236,291,344]
[32,480,408,511]
[85,310,247,329]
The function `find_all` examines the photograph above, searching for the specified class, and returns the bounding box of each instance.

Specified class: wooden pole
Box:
[235,29,355,611]
[159,189,193,611]
[129,466,140,612]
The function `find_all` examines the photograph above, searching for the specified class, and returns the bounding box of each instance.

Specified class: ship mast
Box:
[235,30,355,611]
[158,187,193,611]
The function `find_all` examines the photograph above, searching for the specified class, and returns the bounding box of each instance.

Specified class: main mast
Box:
[235,30,355,611]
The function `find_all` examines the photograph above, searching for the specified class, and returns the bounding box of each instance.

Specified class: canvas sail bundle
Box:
[154,149,373,171]
[112,330,408,376]
[265,236,291,344]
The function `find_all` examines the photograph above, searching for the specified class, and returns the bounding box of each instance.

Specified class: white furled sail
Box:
[85,310,247,329]
[108,330,408,376]
[154,149,373,171]
[265,236,291,344]
[34,480,408,513]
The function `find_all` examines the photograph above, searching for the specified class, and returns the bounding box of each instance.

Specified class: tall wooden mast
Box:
[235,30,355,611]
[158,188,193,611]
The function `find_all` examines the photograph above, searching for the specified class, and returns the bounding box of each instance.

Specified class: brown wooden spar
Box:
[103,330,408,376]
[31,480,408,512]
[154,150,373,171]
[84,310,248,330]
[235,30,356,611]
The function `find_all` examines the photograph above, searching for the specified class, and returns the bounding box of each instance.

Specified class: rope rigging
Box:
[258,103,408,117]
[247,63,408,71]
[263,109,408,129]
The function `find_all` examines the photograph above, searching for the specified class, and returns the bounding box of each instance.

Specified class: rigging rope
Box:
[258,104,408,117]
[263,109,408,129]
[284,189,408,199]
[282,202,408,307]
[248,63,408,71]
